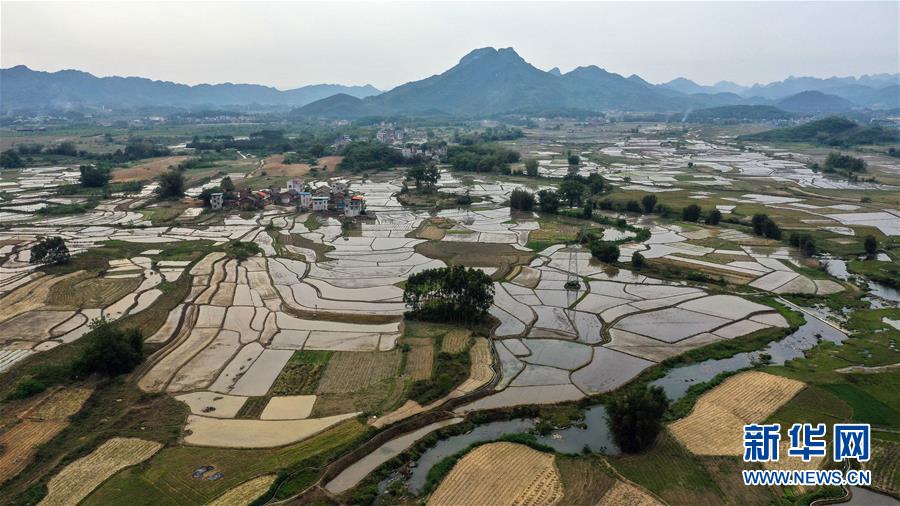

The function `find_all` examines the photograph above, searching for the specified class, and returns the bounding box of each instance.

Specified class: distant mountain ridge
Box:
[3,47,898,115]
[295,47,898,117]
[0,65,380,110]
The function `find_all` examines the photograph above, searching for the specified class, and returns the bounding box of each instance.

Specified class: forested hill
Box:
[0,65,380,110]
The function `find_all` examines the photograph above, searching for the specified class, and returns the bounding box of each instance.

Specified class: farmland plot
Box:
[40,437,163,506]
[316,350,402,394]
[0,387,93,483]
[208,474,277,506]
[441,329,471,354]
[669,371,805,455]
[428,442,563,506]
[403,337,434,382]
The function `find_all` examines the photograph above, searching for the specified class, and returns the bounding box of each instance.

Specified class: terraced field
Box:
[46,274,143,309]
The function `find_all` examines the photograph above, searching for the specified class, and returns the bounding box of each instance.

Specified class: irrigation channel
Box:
[325,306,852,498]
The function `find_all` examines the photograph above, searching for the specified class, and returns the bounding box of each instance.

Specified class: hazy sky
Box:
[2,1,898,90]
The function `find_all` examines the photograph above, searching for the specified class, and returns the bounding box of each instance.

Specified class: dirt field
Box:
[415,242,533,278]
[0,271,83,323]
[41,437,163,506]
[416,225,447,241]
[46,274,143,309]
[441,329,471,354]
[669,371,806,456]
[317,155,343,171]
[404,337,434,382]
[428,442,563,506]
[0,421,68,483]
[257,155,310,177]
[316,350,402,394]
[208,474,276,506]
[112,156,190,182]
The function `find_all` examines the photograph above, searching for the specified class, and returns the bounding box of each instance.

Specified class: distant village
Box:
[209,177,366,217]
[207,122,449,217]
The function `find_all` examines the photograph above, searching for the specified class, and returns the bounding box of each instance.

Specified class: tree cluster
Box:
[79,164,112,187]
[510,188,536,211]
[824,152,867,173]
[30,236,70,265]
[403,266,495,322]
[406,164,440,190]
[156,170,186,199]
[607,386,670,453]
[446,143,520,173]
[788,232,817,256]
[751,213,782,239]
[339,141,408,172]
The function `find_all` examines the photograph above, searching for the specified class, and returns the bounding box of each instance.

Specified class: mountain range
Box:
[2,47,898,116]
[0,65,380,111]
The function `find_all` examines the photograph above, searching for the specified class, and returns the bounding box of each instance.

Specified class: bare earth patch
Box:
[599,481,664,506]
[40,437,163,506]
[428,442,563,506]
[112,156,190,182]
[669,371,805,456]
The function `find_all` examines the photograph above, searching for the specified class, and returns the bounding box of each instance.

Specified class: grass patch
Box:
[765,385,853,429]
[608,431,724,504]
[820,383,900,428]
[81,420,368,505]
[2,380,188,504]
[304,215,321,231]
[270,351,332,396]
[235,397,269,419]
[848,259,900,289]
[414,241,533,279]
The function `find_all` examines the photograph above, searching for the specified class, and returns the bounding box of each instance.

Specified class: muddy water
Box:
[397,405,619,494]
[652,315,847,401]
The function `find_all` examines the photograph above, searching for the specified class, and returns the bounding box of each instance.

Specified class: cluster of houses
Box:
[209,178,366,217]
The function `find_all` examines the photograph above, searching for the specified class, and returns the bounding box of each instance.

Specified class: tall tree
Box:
[607,386,669,453]
[641,194,657,213]
[156,170,185,199]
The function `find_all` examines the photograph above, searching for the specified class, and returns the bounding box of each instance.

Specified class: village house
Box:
[311,196,329,211]
[345,195,365,217]
[210,192,223,210]
[295,191,311,210]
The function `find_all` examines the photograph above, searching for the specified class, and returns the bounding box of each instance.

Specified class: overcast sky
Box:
[2,1,898,90]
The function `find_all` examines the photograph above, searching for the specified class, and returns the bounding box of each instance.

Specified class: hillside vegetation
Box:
[739,117,900,146]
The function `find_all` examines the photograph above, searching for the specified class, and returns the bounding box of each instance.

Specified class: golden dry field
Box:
[40,437,163,506]
[669,371,805,456]
[428,442,563,506]
[207,474,277,506]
